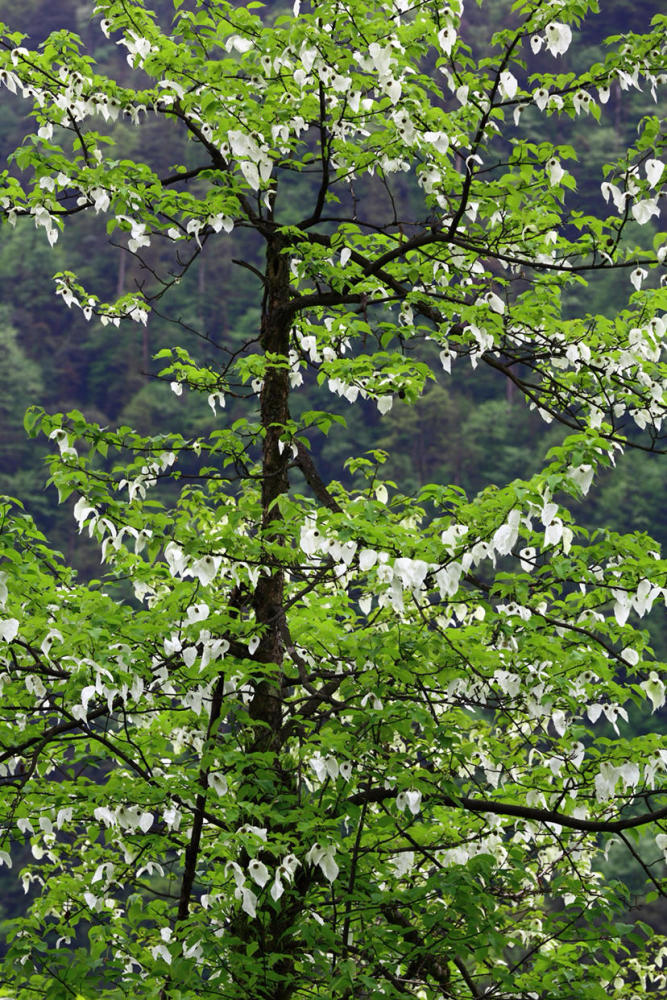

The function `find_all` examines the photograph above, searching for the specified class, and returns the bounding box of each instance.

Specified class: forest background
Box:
[0,0,665,943]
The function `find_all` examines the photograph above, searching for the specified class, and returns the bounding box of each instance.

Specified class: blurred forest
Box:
[0,0,665,944]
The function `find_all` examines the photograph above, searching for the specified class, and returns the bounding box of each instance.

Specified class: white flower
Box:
[545,22,572,57]
[186,603,209,624]
[240,161,260,189]
[632,198,660,225]
[91,188,110,213]
[435,561,462,598]
[630,267,647,291]
[369,41,394,77]
[226,861,245,887]
[270,872,285,901]
[225,35,254,54]
[533,87,549,111]
[569,464,594,495]
[119,31,154,68]
[0,618,20,642]
[438,25,457,56]
[530,35,543,54]
[248,860,270,888]
[594,761,620,801]
[208,772,228,796]
[127,220,150,254]
[632,579,657,618]
[234,885,258,917]
[396,789,422,815]
[545,518,563,547]
[94,806,115,828]
[391,852,415,877]
[190,555,220,586]
[306,842,339,882]
[208,213,234,234]
[600,181,627,213]
[359,594,373,615]
[208,391,225,414]
[656,833,667,861]
[645,158,663,188]
[164,542,188,577]
[358,549,378,572]
[139,812,153,833]
[519,547,536,572]
[423,131,449,155]
[271,853,300,900]
[541,501,558,526]
[484,290,504,314]
[84,891,103,913]
[499,71,517,100]
[546,158,564,186]
[393,558,429,591]
[572,90,591,115]
[73,497,97,530]
[456,85,469,106]
[493,509,520,555]
[300,521,324,557]
[513,103,526,126]
[617,68,640,92]
[310,753,339,781]
[641,672,665,712]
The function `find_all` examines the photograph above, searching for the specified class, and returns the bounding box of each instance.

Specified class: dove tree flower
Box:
[544,21,573,57]
[0,2,665,999]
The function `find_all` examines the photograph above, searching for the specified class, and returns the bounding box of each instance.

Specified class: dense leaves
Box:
[0,2,665,998]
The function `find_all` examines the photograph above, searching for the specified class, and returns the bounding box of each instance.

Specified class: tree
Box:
[0,1,666,997]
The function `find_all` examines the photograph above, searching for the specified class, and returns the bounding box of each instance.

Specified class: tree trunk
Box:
[244,238,304,998]
[249,236,291,748]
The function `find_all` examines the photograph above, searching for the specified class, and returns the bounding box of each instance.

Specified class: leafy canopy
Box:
[0,1,666,998]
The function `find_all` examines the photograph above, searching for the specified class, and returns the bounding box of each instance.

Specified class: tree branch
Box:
[347,785,667,834]
[293,440,342,512]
